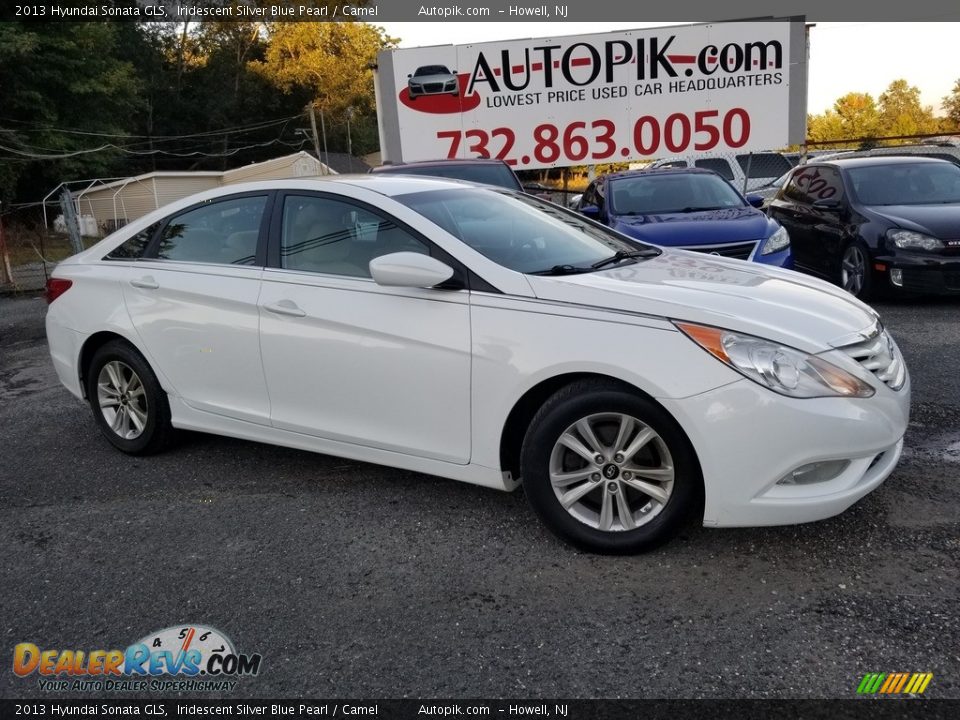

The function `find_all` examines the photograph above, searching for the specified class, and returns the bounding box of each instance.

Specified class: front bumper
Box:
[876,252,960,294]
[661,374,910,527]
[409,81,458,97]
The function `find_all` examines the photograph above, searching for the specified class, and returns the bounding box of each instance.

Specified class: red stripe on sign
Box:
[707,56,718,63]
[668,55,696,63]
[493,68,501,76]
[570,57,592,67]
[532,62,543,71]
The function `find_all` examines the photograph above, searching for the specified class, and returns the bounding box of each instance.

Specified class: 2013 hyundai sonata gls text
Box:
[45,176,910,553]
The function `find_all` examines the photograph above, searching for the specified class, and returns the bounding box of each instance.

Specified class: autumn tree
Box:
[250,22,397,155]
[877,79,939,139]
[943,79,960,130]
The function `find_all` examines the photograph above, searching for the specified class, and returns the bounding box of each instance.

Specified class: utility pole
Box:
[307,103,327,175]
[345,106,355,172]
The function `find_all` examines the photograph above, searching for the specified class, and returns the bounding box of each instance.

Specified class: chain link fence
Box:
[4,132,956,294]
[0,202,87,295]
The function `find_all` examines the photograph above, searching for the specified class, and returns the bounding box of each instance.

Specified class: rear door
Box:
[121,192,273,425]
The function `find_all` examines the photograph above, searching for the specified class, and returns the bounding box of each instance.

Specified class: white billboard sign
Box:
[376,19,807,169]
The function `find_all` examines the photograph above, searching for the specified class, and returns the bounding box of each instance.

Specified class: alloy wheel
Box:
[96,360,149,440]
[841,245,866,296]
[548,412,675,532]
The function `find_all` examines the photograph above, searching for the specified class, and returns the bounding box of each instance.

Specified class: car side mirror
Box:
[407,73,412,78]
[745,194,764,208]
[369,252,455,288]
[579,204,601,219]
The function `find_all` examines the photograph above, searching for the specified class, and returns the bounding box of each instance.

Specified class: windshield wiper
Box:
[530,264,594,276]
[675,206,725,213]
[590,249,661,270]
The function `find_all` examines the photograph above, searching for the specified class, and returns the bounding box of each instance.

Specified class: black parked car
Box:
[767,156,960,300]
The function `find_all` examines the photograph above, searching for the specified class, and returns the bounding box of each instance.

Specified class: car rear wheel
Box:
[86,340,174,455]
[520,379,700,554]
[840,242,873,301]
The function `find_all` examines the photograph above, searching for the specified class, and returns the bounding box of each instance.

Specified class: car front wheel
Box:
[520,380,701,554]
[86,340,174,455]
[840,242,873,301]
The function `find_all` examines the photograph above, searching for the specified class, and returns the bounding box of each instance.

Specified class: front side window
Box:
[280,195,428,277]
[156,195,266,265]
[398,188,643,274]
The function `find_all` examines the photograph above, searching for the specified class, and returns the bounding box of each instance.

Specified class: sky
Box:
[377,21,958,116]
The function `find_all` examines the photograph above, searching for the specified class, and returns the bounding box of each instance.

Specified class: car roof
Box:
[373,158,511,171]
[603,167,718,181]
[219,173,498,198]
[816,155,954,169]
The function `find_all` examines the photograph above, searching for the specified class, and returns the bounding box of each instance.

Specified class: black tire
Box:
[85,339,175,455]
[520,379,701,554]
[839,241,874,302]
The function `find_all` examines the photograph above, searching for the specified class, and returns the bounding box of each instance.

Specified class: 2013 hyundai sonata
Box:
[45,176,910,553]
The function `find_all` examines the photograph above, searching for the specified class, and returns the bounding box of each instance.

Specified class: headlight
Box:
[675,322,875,398]
[887,229,943,251]
[760,225,790,255]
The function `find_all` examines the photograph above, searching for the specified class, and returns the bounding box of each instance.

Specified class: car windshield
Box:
[609,172,746,215]
[848,162,960,205]
[398,188,649,273]
[383,164,522,191]
[414,66,450,76]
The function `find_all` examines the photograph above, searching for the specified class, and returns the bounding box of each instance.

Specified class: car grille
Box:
[424,83,444,92]
[836,326,906,391]
[683,241,757,260]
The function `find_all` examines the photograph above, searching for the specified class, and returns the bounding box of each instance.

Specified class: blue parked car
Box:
[578,167,792,267]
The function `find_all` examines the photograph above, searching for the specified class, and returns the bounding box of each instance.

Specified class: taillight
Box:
[45,277,72,304]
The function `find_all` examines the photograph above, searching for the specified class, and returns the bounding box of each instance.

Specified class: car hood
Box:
[526,250,878,353]
[612,207,772,246]
[865,204,960,238]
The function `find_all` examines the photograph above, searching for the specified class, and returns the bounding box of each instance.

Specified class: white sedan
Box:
[45,176,910,553]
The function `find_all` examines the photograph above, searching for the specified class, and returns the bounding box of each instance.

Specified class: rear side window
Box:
[104,222,160,260]
[155,196,266,265]
[736,153,792,179]
[694,158,735,180]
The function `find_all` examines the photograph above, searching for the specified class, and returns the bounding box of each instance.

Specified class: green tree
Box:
[943,79,960,130]
[0,22,142,202]
[877,79,938,139]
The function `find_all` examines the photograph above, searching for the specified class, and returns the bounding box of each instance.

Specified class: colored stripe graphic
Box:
[857,672,932,695]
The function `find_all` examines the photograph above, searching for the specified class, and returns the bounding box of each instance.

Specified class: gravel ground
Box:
[0,293,957,701]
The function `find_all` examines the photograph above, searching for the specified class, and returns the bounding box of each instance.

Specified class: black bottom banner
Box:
[2,699,959,719]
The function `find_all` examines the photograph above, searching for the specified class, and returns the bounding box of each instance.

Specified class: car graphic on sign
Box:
[407,65,459,99]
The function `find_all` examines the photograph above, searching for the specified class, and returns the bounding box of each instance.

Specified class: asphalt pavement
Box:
[0,293,957,700]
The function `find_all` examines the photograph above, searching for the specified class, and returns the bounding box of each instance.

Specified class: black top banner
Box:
[4,0,960,22]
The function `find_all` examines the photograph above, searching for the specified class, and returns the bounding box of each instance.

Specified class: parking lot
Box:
[0,292,957,699]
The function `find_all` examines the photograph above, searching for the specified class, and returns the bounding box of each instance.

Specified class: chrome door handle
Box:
[130,277,159,289]
[263,300,306,318]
